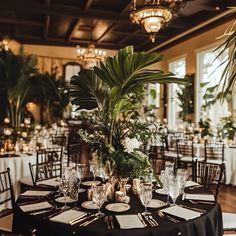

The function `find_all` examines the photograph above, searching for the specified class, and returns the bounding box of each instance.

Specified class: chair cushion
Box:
[0,213,13,232]
[164,152,181,158]
[207,159,225,165]
[222,212,236,230]
[180,156,192,162]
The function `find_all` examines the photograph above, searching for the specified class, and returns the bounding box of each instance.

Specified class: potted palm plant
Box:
[69,46,187,178]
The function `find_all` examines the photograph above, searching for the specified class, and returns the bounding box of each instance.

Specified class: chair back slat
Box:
[204,140,225,163]
[0,168,15,208]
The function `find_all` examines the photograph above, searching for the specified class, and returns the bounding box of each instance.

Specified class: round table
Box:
[13,184,223,236]
[0,152,36,210]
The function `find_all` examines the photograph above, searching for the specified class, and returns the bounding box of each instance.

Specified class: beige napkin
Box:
[184,193,215,201]
[50,210,87,224]
[37,178,59,187]
[20,201,52,212]
[161,205,201,220]
[116,215,145,229]
[20,190,52,196]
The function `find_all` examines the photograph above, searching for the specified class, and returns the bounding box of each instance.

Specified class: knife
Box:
[178,204,206,213]
[69,214,94,225]
[137,213,147,227]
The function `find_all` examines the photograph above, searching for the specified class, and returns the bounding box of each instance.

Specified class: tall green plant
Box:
[70,46,187,177]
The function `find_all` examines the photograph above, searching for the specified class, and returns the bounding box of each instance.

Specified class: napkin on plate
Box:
[116,215,145,229]
[50,210,87,224]
[37,178,59,187]
[19,201,52,212]
[184,181,199,188]
[20,190,52,196]
[184,193,215,201]
[161,205,201,220]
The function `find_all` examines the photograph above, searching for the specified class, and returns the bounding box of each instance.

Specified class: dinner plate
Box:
[147,199,166,208]
[82,181,101,186]
[81,201,99,210]
[105,203,130,212]
[155,188,168,195]
[55,196,77,203]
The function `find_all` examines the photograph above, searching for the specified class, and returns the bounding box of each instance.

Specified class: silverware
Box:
[178,204,206,213]
[189,200,215,205]
[137,213,147,227]
[109,216,114,229]
[105,216,110,229]
[157,211,180,223]
[82,216,100,226]
[144,215,154,227]
[70,214,94,226]
[68,213,88,224]
[149,215,158,226]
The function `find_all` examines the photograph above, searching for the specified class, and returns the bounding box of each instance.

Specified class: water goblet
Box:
[177,168,188,194]
[169,177,180,205]
[77,163,87,193]
[140,183,153,216]
[92,185,106,217]
[165,161,175,175]
[89,160,99,182]
[59,177,71,209]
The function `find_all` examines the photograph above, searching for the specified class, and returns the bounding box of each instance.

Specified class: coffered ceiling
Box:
[0,0,235,52]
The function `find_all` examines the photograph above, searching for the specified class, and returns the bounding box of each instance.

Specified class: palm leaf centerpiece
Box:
[70,46,186,178]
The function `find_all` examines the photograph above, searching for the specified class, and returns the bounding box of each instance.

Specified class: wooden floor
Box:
[218,184,236,213]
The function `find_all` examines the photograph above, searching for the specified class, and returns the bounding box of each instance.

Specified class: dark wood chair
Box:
[67,142,82,166]
[0,168,15,233]
[194,160,224,198]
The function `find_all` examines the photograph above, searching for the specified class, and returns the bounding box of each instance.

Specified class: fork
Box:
[189,200,215,205]
[149,215,158,226]
[157,211,180,223]
[109,216,114,229]
[105,216,110,229]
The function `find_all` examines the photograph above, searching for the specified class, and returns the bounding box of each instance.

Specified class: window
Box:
[63,62,81,83]
[196,46,229,126]
[147,83,160,108]
[168,57,186,129]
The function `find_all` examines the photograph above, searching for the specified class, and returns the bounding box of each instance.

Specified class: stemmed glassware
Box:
[177,168,188,194]
[59,177,71,209]
[92,185,106,217]
[89,160,99,182]
[77,163,87,193]
[169,176,180,205]
[140,183,153,216]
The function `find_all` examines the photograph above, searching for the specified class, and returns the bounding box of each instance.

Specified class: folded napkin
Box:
[19,201,52,212]
[50,210,87,224]
[161,205,201,220]
[116,215,145,229]
[20,190,52,197]
[37,178,59,187]
[184,193,215,201]
[185,181,199,188]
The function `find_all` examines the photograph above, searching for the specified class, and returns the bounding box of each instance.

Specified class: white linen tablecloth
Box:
[0,153,36,211]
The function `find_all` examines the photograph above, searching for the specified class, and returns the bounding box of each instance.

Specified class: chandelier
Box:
[130,0,187,43]
[76,43,106,69]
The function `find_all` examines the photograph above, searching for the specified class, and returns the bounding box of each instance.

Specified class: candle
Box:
[4,117,10,124]
[4,128,12,136]
[115,191,124,203]
[24,117,31,125]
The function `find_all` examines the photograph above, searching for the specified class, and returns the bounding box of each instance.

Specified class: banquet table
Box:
[13,184,223,236]
[193,144,236,185]
[0,152,36,210]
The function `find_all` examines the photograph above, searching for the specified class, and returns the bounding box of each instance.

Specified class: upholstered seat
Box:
[222,212,236,231]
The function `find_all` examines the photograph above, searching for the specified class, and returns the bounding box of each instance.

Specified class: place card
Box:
[50,210,87,224]
[20,190,52,196]
[19,201,52,212]
[116,214,145,229]
[161,205,201,220]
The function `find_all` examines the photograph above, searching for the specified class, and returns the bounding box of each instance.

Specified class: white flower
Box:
[123,137,140,153]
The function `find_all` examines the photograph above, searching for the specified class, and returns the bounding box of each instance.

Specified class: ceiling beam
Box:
[44,0,51,38]
[66,0,94,40]
[0,18,44,27]
[1,0,130,24]
[95,1,132,43]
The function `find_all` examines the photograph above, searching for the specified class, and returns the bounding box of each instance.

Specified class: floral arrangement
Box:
[70,46,186,178]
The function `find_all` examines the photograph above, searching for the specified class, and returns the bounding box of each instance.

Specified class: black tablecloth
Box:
[13,181,223,236]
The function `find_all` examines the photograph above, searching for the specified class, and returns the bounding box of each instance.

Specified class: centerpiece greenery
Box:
[70,46,186,178]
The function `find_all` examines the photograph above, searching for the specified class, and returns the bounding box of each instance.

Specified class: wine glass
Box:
[89,160,99,182]
[92,185,106,217]
[59,177,71,209]
[77,163,87,193]
[169,177,180,205]
[177,168,188,194]
[140,183,153,216]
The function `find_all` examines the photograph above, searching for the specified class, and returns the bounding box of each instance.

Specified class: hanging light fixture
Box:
[76,43,106,69]
[130,0,187,43]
